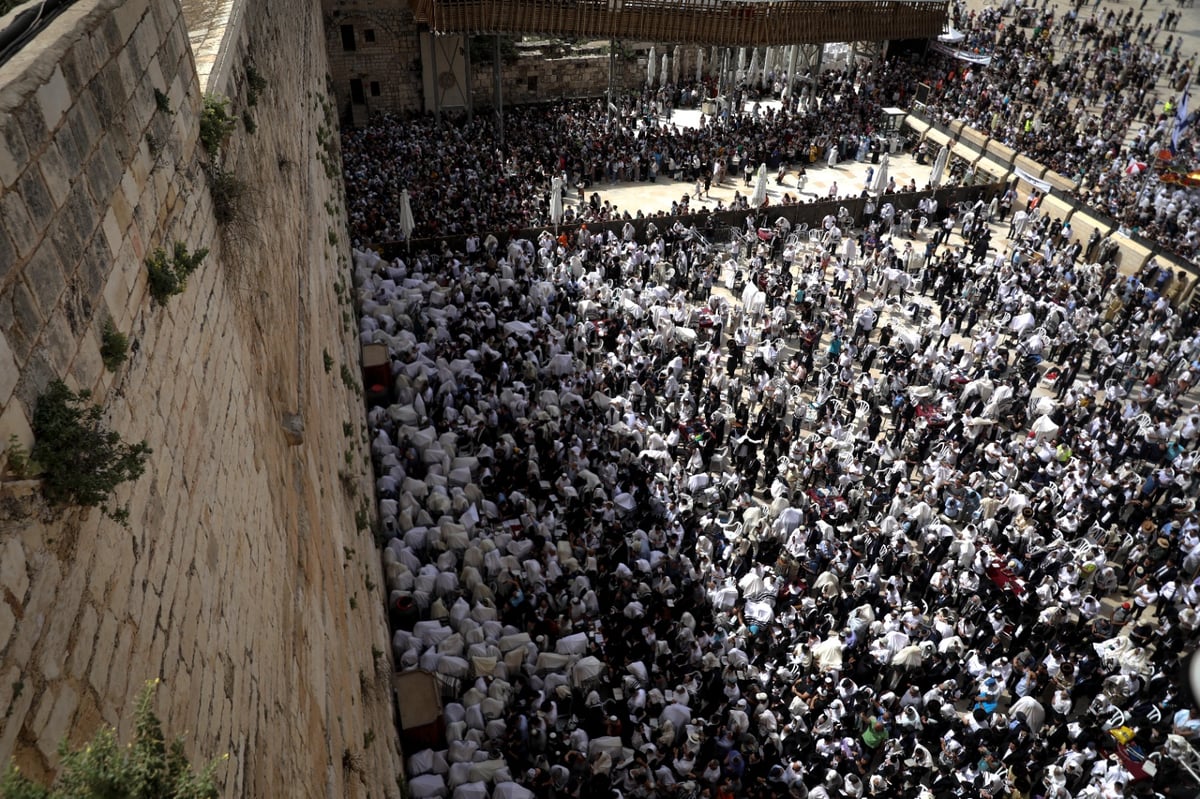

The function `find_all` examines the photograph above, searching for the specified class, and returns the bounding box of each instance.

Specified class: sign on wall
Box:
[419,33,469,114]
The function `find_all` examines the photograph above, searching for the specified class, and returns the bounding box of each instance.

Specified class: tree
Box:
[0,681,224,799]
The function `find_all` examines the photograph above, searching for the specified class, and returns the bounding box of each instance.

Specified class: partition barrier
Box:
[369,182,1004,261]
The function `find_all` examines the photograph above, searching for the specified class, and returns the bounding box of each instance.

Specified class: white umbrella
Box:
[1010,311,1037,335]
[647,46,657,88]
[695,47,704,82]
[930,144,949,187]
[1034,396,1058,416]
[871,153,889,195]
[747,48,760,86]
[1031,414,1060,441]
[751,163,768,206]
[761,47,773,90]
[672,45,681,85]
[550,176,564,230]
[660,53,669,88]
[399,188,416,251]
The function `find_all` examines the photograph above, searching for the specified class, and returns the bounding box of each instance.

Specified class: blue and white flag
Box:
[1173,82,1191,153]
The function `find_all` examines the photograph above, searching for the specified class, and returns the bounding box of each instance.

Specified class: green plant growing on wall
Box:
[28,380,151,524]
[339,364,358,393]
[3,435,37,479]
[205,164,248,227]
[146,242,209,304]
[323,349,334,374]
[198,95,236,155]
[154,88,173,115]
[241,110,256,135]
[244,62,267,107]
[100,318,129,371]
[0,679,223,799]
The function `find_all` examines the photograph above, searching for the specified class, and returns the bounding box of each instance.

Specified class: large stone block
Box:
[0,538,29,603]
[0,224,16,289]
[0,189,36,262]
[12,348,57,415]
[85,135,125,212]
[69,603,99,680]
[0,331,18,405]
[0,113,29,190]
[33,683,79,760]
[35,139,72,209]
[0,276,44,366]
[12,103,50,160]
[22,238,67,317]
[35,65,73,134]
[16,163,55,232]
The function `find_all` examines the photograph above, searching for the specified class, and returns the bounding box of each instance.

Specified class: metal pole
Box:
[608,38,616,122]
[432,35,442,126]
[464,37,473,123]
[494,35,504,148]
[785,45,798,108]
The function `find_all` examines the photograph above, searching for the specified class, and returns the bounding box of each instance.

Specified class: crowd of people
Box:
[340,1,1200,797]
[340,3,1197,263]
[926,1,1199,259]
[362,155,1200,798]
[340,69,917,245]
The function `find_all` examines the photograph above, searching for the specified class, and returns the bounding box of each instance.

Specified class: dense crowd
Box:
[340,4,1197,262]
[341,1,1200,797]
[340,65,921,245]
[363,165,1200,798]
[927,1,1199,259]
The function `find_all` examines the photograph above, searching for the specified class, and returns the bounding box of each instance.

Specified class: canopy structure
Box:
[409,0,947,47]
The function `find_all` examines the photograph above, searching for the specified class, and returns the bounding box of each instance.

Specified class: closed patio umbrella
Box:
[871,153,889,195]
[930,144,949,187]
[399,188,416,251]
[550,176,564,231]
[751,163,768,206]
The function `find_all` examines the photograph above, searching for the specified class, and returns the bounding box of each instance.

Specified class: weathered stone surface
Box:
[0,538,29,603]
[12,103,50,160]
[35,65,72,133]
[16,163,55,232]
[33,684,78,760]
[0,115,29,190]
[0,332,19,405]
[0,225,17,289]
[0,185,38,261]
[35,140,72,209]
[22,241,67,317]
[0,0,400,794]
[0,277,44,365]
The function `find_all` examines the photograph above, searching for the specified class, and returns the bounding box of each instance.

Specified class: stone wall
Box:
[323,0,424,118]
[0,0,400,796]
[467,52,645,108]
[322,0,660,118]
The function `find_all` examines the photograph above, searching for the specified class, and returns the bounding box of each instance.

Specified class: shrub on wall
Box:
[146,242,209,304]
[198,95,236,155]
[0,680,223,799]
[100,319,129,371]
[30,380,151,524]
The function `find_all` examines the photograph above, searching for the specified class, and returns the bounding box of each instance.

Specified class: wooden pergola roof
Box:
[408,0,948,46]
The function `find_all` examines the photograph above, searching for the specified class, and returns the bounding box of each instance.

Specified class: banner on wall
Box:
[1012,165,1052,193]
[931,42,993,66]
